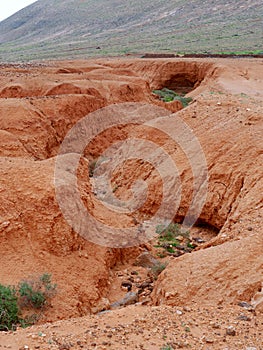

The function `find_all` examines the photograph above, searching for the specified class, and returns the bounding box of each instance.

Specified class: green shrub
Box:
[19,282,46,309]
[153,88,192,107]
[18,274,56,309]
[156,222,181,241]
[0,274,56,331]
[0,284,19,331]
[155,223,193,255]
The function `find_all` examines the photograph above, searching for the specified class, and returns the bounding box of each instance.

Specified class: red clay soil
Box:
[0,57,262,349]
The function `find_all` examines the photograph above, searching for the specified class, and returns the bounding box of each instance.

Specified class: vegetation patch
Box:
[0,274,56,331]
[153,88,192,107]
[0,285,19,331]
[18,273,56,309]
[155,223,196,256]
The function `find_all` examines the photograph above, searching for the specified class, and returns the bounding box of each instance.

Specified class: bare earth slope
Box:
[0,57,262,349]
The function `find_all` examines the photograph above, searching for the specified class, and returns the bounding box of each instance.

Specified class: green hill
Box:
[0,0,262,61]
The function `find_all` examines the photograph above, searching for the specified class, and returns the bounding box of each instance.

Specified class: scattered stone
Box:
[238,301,254,311]
[172,340,188,348]
[127,276,134,282]
[137,281,151,289]
[205,337,214,343]
[91,298,110,314]
[183,306,191,312]
[237,314,251,321]
[140,297,151,305]
[110,292,139,309]
[226,326,236,336]
[193,237,205,244]
[210,322,221,329]
[134,252,160,268]
[121,281,132,291]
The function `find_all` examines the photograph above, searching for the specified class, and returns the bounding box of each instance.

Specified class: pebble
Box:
[205,337,214,343]
[237,314,251,321]
[226,326,236,336]
[238,301,254,311]
[210,322,220,329]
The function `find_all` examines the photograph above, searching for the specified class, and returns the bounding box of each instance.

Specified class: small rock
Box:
[91,298,110,314]
[205,337,214,343]
[172,340,187,348]
[138,281,151,289]
[183,306,191,312]
[140,297,151,305]
[134,252,160,268]
[237,314,251,321]
[245,347,257,350]
[238,301,254,311]
[193,237,205,244]
[121,281,132,291]
[247,227,253,231]
[226,326,236,336]
[110,292,138,309]
[210,322,221,329]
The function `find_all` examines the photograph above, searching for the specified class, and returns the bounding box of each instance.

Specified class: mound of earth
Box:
[0,57,262,349]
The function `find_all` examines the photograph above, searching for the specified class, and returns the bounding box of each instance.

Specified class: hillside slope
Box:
[0,0,262,61]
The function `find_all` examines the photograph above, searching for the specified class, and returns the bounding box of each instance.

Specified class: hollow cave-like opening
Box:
[163,73,199,94]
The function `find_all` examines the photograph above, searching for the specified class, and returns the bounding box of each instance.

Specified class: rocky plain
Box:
[0,57,262,349]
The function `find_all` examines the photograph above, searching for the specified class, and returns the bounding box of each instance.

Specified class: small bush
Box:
[153,88,192,107]
[18,273,56,309]
[155,223,193,255]
[0,284,19,331]
[156,222,182,241]
[0,274,56,331]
